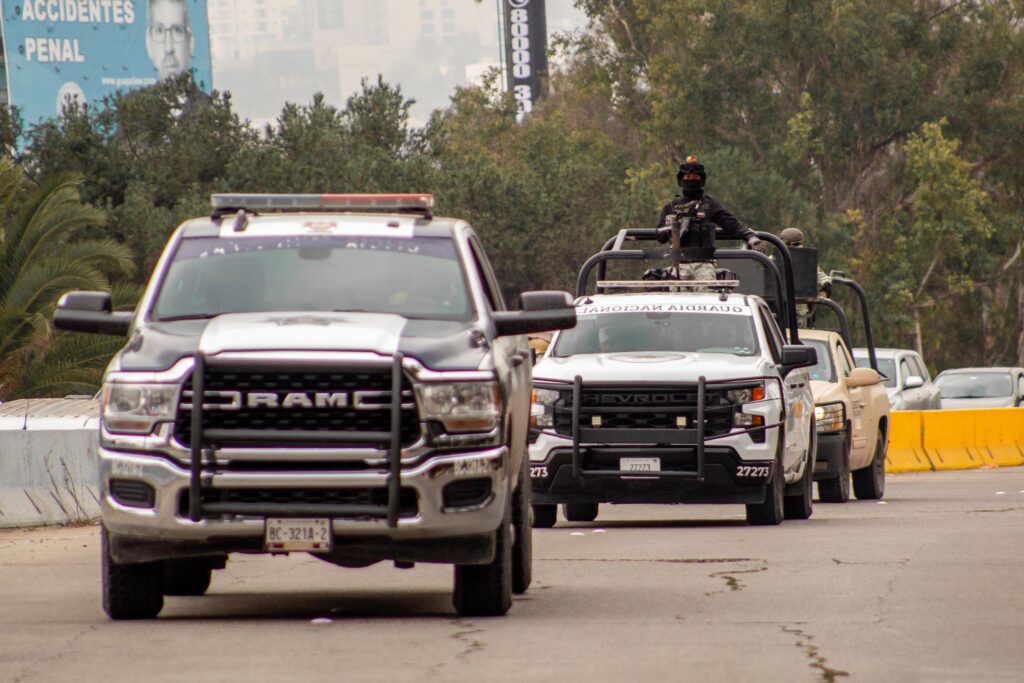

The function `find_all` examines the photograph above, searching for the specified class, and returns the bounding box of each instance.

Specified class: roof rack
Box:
[596,279,740,294]
[210,193,434,220]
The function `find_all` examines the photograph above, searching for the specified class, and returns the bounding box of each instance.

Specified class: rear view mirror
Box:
[53,291,133,336]
[903,375,924,390]
[520,291,574,312]
[849,367,881,388]
[494,291,576,337]
[780,344,817,376]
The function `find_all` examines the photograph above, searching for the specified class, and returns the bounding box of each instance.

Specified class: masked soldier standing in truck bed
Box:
[652,156,762,285]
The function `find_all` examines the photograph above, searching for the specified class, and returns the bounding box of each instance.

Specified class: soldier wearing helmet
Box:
[779,227,832,327]
[654,156,762,285]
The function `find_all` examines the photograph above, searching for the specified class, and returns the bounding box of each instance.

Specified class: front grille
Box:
[175,365,420,448]
[553,386,735,437]
[179,487,418,518]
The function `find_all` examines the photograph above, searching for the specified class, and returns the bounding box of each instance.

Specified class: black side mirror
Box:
[779,344,817,376]
[494,291,576,337]
[520,290,574,312]
[53,291,133,336]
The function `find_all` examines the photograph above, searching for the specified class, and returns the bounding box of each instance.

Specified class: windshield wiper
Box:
[155,314,220,322]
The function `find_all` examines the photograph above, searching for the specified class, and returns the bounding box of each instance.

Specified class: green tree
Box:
[0,160,135,399]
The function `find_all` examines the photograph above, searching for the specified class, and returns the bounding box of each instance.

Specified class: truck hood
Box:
[116,312,488,372]
[810,379,846,404]
[534,351,771,384]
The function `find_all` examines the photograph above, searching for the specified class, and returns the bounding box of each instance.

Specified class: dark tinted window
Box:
[152,235,473,322]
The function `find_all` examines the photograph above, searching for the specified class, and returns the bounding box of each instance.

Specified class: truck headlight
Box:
[416,382,500,433]
[727,384,766,404]
[102,383,179,434]
[814,402,845,433]
[531,387,561,428]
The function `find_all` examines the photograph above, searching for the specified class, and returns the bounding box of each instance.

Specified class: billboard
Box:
[502,0,547,115]
[0,0,212,128]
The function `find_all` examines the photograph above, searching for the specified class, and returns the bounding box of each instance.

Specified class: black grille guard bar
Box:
[563,375,787,481]
[387,353,403,527]
[187,351,408,528]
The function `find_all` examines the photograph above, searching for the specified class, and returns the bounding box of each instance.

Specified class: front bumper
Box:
[529,429,776,505]
[101,446,509,565]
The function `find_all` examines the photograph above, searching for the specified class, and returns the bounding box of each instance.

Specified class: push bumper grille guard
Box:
[558,375,784,482]
[188,352,408,527]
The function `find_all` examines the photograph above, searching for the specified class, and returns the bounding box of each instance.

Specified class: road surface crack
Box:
[539,557,761,564]
[782,625,849,682]
[449,619,486,660]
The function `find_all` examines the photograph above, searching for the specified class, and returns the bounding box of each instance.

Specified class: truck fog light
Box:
[734,413,764,428]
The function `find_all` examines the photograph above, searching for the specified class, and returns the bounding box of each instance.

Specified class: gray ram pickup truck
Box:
[53,193,575,619]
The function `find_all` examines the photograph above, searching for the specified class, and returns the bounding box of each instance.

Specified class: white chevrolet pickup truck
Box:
[528,290,817,526]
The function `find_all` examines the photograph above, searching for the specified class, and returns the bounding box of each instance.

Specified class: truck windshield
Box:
[935,373,1012,399]
[151,235,473,322]
[803,339,836,382]
[553,311,758,357]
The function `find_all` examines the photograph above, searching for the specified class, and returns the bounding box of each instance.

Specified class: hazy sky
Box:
[209,1,590,128]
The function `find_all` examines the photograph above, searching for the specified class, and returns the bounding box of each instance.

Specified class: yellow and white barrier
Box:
[886,408,1024,473]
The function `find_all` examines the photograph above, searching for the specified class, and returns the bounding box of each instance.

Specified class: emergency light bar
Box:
[210,193,434,216]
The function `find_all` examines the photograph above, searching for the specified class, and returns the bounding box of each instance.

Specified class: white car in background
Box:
[853,347,941,411]
[935,367,1024,409]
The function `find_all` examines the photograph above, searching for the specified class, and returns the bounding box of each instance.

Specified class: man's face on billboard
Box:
[147,0,193,80]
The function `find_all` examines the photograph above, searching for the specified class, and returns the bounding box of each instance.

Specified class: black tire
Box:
[746,457,784,526]
[853,428,886,500]
[453,518,513,617]
[562,502,599,523]
[511,458,532,595]
[783,428,815,520]
[101,527,164,620]
[163,558,213,596]
[532,504,557,529]
[818,430,851,504]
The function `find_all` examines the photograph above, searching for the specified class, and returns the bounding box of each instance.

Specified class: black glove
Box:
[656,226,672,244]
[746,235,762,249]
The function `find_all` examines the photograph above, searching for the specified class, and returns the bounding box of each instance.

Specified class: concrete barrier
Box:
[886,407,1024,473]
[974,408,1024,467]
[0,399,100,528]
[885,412,933,473]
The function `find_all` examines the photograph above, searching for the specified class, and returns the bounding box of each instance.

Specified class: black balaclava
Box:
[676,156,707,200]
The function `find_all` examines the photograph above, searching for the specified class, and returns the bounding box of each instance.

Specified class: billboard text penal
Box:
[0,0,212,127]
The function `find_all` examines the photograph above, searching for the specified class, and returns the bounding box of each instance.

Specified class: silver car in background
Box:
[934,367,1024,409]
[853,348,941,411]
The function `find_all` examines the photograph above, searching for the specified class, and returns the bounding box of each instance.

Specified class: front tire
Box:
[532,504,557,528]
[818,430,851,503]
[853,428,886,500]
[562,502,599,523]
[746,457,785,526]
[511,458,532,595]
[453,518,513,617]
[101,527,164,620]
[163,558,213,596]
[784,428,815,520]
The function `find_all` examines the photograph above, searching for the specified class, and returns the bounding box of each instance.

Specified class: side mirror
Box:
[903,375,924,390]
[494,291,576,337]
[848,367,881,388]
[520,291,574,312]
[53,291,133,336]
[779,344,817,376]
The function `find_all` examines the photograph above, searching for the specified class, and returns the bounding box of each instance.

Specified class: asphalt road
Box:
[3,468,1024,682]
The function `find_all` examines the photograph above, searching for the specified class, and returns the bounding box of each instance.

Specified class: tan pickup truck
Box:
[799,329,890,502]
